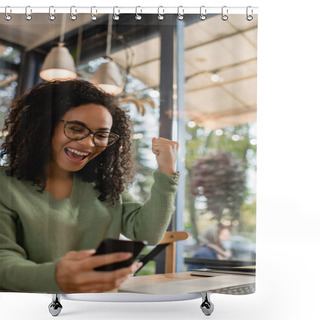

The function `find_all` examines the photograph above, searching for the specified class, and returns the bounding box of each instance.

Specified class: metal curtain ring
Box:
[25,6,32,21]
[113,6,120,20]
[221,6,228,21]
[5,6,12,21]
[246,6,254,21]
[49,6,56,21]
[157,6,164,20]
[90,6,97,21]
[177,6,184,20]
[70,6,77,21]
[200,6,207,20]
[135,6,142,20]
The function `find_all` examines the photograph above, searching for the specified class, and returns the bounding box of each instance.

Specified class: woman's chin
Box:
[58,158,90,173]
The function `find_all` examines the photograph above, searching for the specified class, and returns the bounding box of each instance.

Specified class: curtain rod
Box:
[0,6,258,17]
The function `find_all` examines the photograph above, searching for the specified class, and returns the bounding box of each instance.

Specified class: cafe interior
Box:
[0,10,257,275]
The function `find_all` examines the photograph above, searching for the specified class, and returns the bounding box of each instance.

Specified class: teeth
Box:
[67,148,89,156]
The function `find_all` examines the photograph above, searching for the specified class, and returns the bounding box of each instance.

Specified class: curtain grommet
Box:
[5,6,12,21]
[157,6,164,20]
[25,6,32,21]
[221,6,228,21]
[113,6,120,20]
[48,6,56,21]
[177,6,184,20]
[135,6,142,20]
[200,6,207,20]
[246,6,254,21]
[90,6,97,21]
[70,6,77,21]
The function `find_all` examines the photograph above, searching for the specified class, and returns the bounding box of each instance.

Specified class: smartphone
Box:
[94,238,146,271]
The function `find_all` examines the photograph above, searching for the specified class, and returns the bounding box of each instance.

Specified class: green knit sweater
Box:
[0,167,178,293]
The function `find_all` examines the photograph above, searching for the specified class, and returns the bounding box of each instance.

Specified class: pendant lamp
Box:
[40,14,77,81]
[91,15,123,95]
[91,58,123,95]
[40,42,77,81]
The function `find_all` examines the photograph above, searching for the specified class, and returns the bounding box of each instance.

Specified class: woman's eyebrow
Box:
[97,127,111,131]
[69,120,110,131]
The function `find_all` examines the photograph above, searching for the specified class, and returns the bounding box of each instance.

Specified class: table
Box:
[55,271,255,317]
[119,271,255,295]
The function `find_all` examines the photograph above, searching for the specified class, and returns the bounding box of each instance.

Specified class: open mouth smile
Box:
[64,147,91,162]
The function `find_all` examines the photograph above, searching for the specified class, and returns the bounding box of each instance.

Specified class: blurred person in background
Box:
[187,224,231,271]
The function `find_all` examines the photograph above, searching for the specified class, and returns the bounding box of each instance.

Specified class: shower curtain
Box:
[0,6,257,318]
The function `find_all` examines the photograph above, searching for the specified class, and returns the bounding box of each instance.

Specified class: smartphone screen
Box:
[94,238,146,271]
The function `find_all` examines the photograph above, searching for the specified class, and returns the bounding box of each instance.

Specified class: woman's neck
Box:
[45,162,74,200]
[45,175,74,200]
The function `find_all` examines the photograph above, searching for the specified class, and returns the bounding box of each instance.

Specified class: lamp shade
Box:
[91,60,123,95]
[40,43,77,81]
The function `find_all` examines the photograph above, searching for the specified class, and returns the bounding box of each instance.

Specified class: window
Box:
[181,14,257,270]
[183,123,256,269]
[0,44,21,164]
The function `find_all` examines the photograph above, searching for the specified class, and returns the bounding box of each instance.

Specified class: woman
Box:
[0,80,179,293]
[187,224,231,271]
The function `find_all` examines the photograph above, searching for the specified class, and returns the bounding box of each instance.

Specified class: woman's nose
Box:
[78,134,95,148]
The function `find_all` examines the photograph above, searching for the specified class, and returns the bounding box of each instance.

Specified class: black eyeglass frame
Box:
[58,120,120,147]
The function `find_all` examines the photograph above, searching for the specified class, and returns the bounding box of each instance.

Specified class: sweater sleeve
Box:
[120,171,179,245]
[0,204,62,293]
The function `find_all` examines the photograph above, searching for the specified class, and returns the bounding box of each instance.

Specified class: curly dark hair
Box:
[1,80,134,205]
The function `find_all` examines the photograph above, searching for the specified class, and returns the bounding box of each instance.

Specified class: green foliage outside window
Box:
[185,123,257,247]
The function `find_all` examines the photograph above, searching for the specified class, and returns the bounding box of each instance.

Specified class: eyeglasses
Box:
[59,120,119,147]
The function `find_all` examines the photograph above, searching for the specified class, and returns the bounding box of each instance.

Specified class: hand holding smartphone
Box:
[94,238,146,271]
